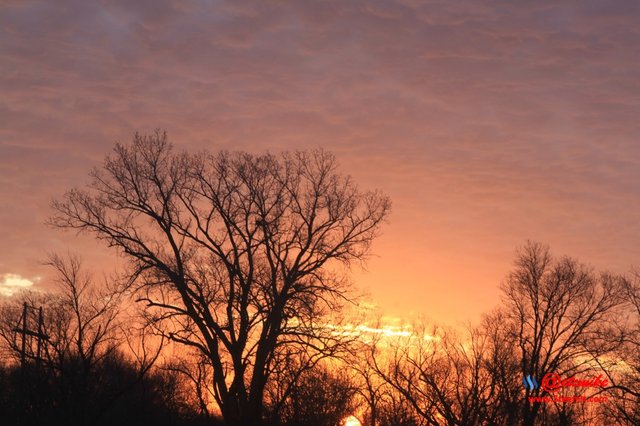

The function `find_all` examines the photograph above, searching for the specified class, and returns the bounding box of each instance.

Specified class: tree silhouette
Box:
[264,363,358,426]
[0,254,166,425]
[50,131,391,425]
[365,242,632,426]
[599,271,640,424]
[503,242,628,425]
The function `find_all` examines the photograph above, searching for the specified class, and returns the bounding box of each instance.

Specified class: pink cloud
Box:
[1,0,639,321]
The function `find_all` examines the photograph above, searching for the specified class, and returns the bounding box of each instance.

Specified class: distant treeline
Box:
[0,349,218,426]
[1,245,638,425]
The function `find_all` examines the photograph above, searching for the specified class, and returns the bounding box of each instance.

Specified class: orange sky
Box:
[1,0,639,324]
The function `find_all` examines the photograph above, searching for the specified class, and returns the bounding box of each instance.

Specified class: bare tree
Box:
[474,311,522,425]
[351,343,388,426]
[366,243,630,426]
[263,335,354,423]
[50,131,391,425]
[265,362,358,426]
[375,387,425,426]
[0,254,121,380]
[161,354,216,420]
[502,241,628,425]
[367,325,450,425]
[0,253,165,425]
[44,253,120,374]
[370,324,509,426]
[598,271,640,425]
[348,320,425,426]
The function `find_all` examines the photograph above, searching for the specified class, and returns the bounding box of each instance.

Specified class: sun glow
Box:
[342,415,362,426]
[326,322,439,342]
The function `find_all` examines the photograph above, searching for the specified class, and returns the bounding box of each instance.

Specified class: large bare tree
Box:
[50,131,390,425]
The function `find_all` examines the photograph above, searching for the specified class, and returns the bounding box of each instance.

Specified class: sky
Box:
[1,0,639,324]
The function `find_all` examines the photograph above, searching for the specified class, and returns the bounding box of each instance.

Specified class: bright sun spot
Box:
[343,415,362,426]
[0,273,35,297]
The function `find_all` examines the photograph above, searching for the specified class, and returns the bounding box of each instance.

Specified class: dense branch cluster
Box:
[49,131,390,425]
[351,242,638,426]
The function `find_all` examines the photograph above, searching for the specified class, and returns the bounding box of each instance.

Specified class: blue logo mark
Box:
[523,375,538,391]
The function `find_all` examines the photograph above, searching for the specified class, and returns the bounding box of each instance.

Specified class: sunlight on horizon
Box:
[326,322,439,342]
[342,415,362,426]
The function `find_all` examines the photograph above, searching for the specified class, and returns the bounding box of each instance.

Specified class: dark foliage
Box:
[0,354,219,426]
[264,365,358,426]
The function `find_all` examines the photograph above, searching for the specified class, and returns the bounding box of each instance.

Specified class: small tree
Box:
[600,272,640,425]
[265,364,358,426]
[50,131,390,425]
[370,325,501,426]
[0,254,163,425]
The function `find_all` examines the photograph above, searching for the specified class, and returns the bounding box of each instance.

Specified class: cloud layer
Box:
[1,0,639,320]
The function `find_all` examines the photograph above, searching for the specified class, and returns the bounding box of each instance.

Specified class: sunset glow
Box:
[1,1,639,326]
[1,2,639,425]
[343,415,362,426]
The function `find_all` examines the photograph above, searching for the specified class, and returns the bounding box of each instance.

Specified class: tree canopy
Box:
[50,131,391,425]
